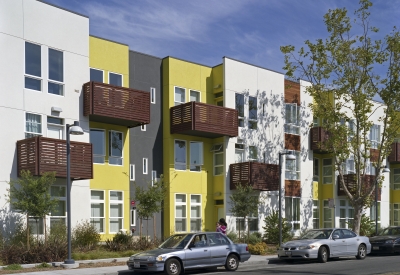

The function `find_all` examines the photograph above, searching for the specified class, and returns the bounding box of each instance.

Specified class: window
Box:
[285,151,300,180]
[143,158,148,174]
[248,210,259,231]
[235,93,244,127]
[25,113,42,138]
[393,168,400,190]
[313,159,319,182]
[190,141,203,172]
[91,190,105,233]
[109,191,123,233]
[90,129,105,164]
[214,144,224,176]
[190,90,200,102]
[348,120,355,141]
[323,158,333,184]
[130,164,135,181]
[248,96,257,130]
[50,186,66,228]
[284,103,300,135]
[235,143,244,163]
[47,117,63,125]
[152,170,157,185]
[175,194,187,232]
[150,87,156,104]
[236,218,245,232]
[190,195,201,232]
[370,124,380,149]
[370,201,381,229]
[339,200,354,228]
[130,209,136,226]
[174,140,186,170]
[141,124,146,131]
[90,68,103,82]
[109,72,122,86]
[109,131,123,165]
[174,87,185,106]
[285,197,300,230]
[313,117,319,127]
[393,204,400,226]
[323,200,333,228]
[248,146,257,161]
[313,200,320,229]
[47,116,63,139]
[25,42,41,91]
[28,217,44,235]
[48,48,64,95]
[343,156,355,174]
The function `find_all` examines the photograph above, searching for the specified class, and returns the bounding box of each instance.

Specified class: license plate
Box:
[285,251,292,256]
[372,246,379,250]
[134,261,140,268]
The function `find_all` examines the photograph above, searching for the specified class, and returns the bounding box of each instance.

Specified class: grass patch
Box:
[36,262,51,268]
[3,264,23,270]
[72,249,136,260]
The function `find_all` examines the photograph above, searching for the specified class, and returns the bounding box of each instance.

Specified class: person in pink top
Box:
[216,218,227,235]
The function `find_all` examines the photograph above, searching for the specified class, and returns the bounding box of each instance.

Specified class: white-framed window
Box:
[235,143,244,163]
[370,124,380,149]
[284,103,300,135]
[189,90,200,102]
[285,197,300,230]
[370,201,381,229]
[235,93,244,127]
[313,117,319,127]
[348,119,355,141]
[90,129,105,164]
[25,112,42,138]
[141,124,146,131]
[50,185,66,228]
[190,141,203,172]
[28,217,44,235]
[130,209,136,226]
[248,146,257,161]
[393,203,400,226]
[48,48,64,96]
[339,199,354,228]
[236,217,245,232]
[175,194,187,232]
[130,164,135,181]
[313,200,320,229]
[109,191,123,233]
[143,158,148,174]
[248,210,259,231]
[393,168,400,190]
[152,170,157,186]
[91,190,105,233]
[322,158,333,184]
[285,151,300,180]
[313,158,319,182]
[109,72,122,86]
[213,144,224,176]
[150,87,156,104]
[174,140,186,170]
[90,68,104,82]
[323,200,333,228]
[109,130,123,165]
[248,96,257,130]
[343,156,355,174]
[25,41,42,91]
[190,195,201,232]
[174,86,186,106]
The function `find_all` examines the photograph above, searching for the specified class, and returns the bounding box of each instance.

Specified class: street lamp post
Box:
[64,121,83,265]
[278,150,296,247]
[375,165,390,236]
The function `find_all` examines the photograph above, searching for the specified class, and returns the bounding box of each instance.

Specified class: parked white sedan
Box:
[277,228,371,263]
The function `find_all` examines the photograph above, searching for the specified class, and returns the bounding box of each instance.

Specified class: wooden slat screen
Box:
[284,79,300,105]
[388,142,400,163]
[337,174,380,200]
[17,136,93,180]
[285,180,301,197]
[309,127,332,152]
[285,133,300,151]
[229,162,279,191]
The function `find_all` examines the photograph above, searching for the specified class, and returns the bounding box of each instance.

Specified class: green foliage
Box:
[248,242,267,255]
[3,263,23,270]
[227,231,238,243]
[48,221,67,243]
[262,210,292,244]
[36,262,51,268]
[72,221,100,251]
[105,232,134,251]
[243,232,262,245]
[359,213,375,237]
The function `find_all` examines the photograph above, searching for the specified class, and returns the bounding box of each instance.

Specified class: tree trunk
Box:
[352,204,362,235]
[153,215,156,241]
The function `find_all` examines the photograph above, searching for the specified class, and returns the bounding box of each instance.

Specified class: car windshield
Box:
[379,227,400,236]
[301,230,333,240]
[159,234,193,249]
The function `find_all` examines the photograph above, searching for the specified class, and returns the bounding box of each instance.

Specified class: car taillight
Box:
[246,246,249,251]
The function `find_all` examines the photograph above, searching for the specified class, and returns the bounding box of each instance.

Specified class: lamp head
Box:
[68,121,84,135]
[382,166,390,173]
[286,151,296,160]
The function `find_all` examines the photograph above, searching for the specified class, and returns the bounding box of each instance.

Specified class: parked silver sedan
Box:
[277,228,371,263]
[127,232,251,275]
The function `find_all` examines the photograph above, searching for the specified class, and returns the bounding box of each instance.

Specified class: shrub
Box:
[105,232,133,251]
[72,221,100,251]
[359,213,375,237]
[36,262,51,268]
[3,264,23,270]
[262,210,292,244]
[243,232,262,245]
[227,231,238,243]
[48,221,67,243]
[248,242,267,255]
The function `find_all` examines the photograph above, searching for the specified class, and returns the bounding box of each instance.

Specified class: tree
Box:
[132,175,167,241]
[262,210,292,244]
[281,0,400,234]
[229,183,262,240]
[7,170,58,248]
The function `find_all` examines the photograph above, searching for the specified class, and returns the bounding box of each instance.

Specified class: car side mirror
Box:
[332,234,339,240]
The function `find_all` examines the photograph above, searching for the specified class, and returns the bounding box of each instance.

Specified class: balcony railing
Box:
[285,180,301,197]
[388,141,400,163]
[83,81,150,128]
[337,174,380,200]
[229,162,279,191]
[17,137,93,180]
[310,127,331,152]
[170,102,238,138]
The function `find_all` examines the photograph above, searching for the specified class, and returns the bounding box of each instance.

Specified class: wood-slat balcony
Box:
[388,141,400,163]
[310,126,332,153]
[229,162,279,191]
[83,81,150,128]
[337,174,380,200]
[17,136,93,180]
[170,102,238,138]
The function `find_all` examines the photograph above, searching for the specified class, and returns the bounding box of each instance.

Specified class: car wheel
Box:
[356,244,367,260]
[165,258,181,275]
[225,254,239,271]
[317,246,328,263]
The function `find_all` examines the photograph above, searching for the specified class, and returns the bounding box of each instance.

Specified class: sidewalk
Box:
[1,255,276,275]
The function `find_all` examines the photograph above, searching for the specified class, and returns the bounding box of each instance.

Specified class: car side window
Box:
[207,233,229,246]
[192,234,208,247]
[342,229,356,238]
[333,229,344,239]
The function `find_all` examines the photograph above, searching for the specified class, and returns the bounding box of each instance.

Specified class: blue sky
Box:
[45,0,399,74]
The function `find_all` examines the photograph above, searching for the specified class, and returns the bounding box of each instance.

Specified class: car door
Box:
[184,234,211,269]
[342,229,358,255]
[330,229,347,256]
[207,233,230,266]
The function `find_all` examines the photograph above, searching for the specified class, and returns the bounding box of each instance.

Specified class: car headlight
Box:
[298,245,316,250]
[156,255,166,262]
[385,240,395,244]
